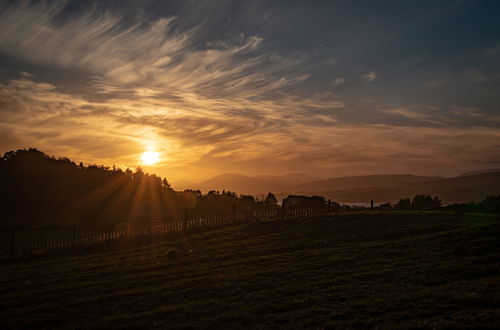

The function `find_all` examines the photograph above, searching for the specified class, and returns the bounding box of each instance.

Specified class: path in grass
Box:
[1,211,500,328]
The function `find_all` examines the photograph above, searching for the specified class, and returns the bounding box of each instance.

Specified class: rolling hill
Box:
[290,174,442,192]
[459,168,500,177]
[180,171,500,204]
[188,173,291,195]
[180,173,443,196]
[299,172,500,203]
[255,172,319,185]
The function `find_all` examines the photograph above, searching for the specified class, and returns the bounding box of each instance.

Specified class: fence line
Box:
[0,203,334,259]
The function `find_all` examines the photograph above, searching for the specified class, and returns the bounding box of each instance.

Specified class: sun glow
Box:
[141,151,160,165]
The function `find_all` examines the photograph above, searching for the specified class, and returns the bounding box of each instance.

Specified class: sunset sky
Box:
[1,0,500,182]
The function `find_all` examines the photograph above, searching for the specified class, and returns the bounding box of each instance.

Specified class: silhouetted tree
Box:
[477,195,500,213]
[379,202,393,210]
[134,167,145,181]
[264,192,277,206]
[241,195,256,204]
[162,178,171,189]
[284,195,326,209]
[411,194,441,210]
[445,195,500,213]
[395,198,411,210]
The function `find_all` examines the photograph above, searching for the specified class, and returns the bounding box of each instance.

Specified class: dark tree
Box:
[395,198,411,210]
[477,195,500,213]
[411,194,442,210]
[264,192,278,206]
[284,195,326,209]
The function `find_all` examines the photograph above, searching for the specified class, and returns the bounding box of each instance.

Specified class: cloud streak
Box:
[363,71,376,82]
[0,1,308,99]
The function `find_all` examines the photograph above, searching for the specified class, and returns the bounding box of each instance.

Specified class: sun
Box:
[141,151,160,165]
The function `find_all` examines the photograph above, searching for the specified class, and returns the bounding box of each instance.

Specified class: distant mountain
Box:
[255,173,319,185]
[171,171,500,203]
[290,174,442,193]
[180,173,443,196]
[192,173,290,195]
[458,168,500,177]
[289,173,500,204]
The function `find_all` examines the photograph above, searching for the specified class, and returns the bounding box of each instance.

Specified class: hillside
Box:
[302,172,500,203]
[191,173,291,194]
[255,173,319,185]
[174,171,500,203]
[1,212,500,328]
[290,174,442,192]
[459,168,500,177]
[178,173,442,196]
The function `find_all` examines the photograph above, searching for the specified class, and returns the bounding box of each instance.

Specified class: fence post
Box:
[371,200,374,210]
[328,200,331,214]
[281,199,286,219]
[72,224,76,248]
[9,230,15,259]
[232,203,236,222]
[183,209,188,232]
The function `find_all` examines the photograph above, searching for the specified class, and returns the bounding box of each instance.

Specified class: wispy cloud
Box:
[330,77,345,87]
[381,105,500,127]
[2,75,499,180]
[0,1,308,99]
[363,71,376,82]
[0,75,344,176]
[383,107,426,120]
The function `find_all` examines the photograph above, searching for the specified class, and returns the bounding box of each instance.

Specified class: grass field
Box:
[1,211,500,329]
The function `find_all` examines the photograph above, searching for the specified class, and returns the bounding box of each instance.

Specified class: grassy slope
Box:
[1,212,500,329]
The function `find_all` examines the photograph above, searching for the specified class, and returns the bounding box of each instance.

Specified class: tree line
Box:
[377,194,500,213]
[1,149,498,231]
[0,149,280,230]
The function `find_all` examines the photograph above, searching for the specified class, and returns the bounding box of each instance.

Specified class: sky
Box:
[1,0,500,182]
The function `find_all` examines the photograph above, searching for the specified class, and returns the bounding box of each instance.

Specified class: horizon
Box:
[5,148,500,191]
[4,147,500,186]
[3,147,500,206]
[1,1,500,182]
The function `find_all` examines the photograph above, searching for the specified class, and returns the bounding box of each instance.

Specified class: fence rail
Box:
[0,205,333,260]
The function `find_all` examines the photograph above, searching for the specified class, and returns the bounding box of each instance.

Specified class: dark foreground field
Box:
[1,212,500,329]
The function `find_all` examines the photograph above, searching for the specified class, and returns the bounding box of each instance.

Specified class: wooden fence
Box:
[0,204,333,260]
